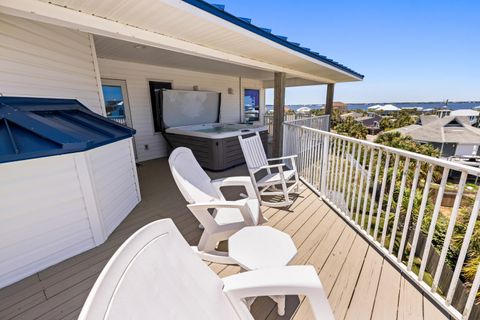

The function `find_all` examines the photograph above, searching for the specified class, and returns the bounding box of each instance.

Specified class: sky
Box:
[218,0,479,104]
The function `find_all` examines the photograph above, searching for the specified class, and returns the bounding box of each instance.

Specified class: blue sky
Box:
[217,0,479,104]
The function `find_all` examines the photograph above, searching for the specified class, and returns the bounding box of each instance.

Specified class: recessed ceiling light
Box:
[134,44,146,49]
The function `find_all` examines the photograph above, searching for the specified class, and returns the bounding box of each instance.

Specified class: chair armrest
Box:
[258,163,286,170]
[267,155,298,162]
[222,266,334,320]
[211,177,257,199]
[188,200,255,225]
[188,200,248,210]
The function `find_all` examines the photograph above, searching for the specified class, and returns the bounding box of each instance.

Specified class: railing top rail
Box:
[283,115,329,123]
[285,122,480,176]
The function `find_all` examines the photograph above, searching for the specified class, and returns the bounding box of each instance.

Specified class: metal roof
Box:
[187,1,364,79]
[0,97,135,164]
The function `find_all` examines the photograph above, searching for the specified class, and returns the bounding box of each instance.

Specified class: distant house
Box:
[340,112,382,134]
[395,115,480,157]
[436,108,451,118]
[450,109,479,126]
[355,113,383,134]
[333,101,347,112]
[340,111,363,120]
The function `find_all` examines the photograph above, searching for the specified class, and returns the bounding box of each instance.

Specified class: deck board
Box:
[398,278,424,320]
[344,248,383,320]
[371,261,402,320]
[0,158,446,320]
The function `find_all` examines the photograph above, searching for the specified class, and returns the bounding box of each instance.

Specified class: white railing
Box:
[284,115,330,131]
[264,113,321,136]
[283,121,480,320]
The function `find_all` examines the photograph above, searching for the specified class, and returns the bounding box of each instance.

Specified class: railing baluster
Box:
[463,262,480,319]
[432,171,468,293]
[332,138,343,203]
[349,144,362,218]
[397,160,421,262]
[418,167,450,282]
[304,129,312,182]
[367,150,383,235]
[299,129,306,176]
[327,137,337,198]
[320,134,329,196]
[381,154,400,247]
[340,141,351,211]
[311,131,319,190]
[355,146,369,224]
[345,143,357,216]
[449,187,480,307]
[361,148,375,228]
[336,140,347,205]
[388,157,411,254]
[407,165,434,271]
[373,152,390,240]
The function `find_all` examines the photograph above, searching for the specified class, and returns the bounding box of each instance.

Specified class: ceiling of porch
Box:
[94,35,273,80]
[94,35,321,87]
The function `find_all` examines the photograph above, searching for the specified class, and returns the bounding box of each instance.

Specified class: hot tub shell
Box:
[165,123,267,171]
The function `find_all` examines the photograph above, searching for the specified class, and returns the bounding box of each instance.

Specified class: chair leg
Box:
[194,231,237,264]
[294,171,300,193]
[281,179,289,204]
[197,231,217,252]
[270,295,286,316]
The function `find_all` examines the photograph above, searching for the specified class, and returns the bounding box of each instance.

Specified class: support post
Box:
[325,83,335,131]
[272,72,286,157]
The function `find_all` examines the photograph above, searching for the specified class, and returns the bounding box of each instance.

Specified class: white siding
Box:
[98,58,264,161]
[87,139,141,236]
[0,155,96,288]
[0,13,104,115]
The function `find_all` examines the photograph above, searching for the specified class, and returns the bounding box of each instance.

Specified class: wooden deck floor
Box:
[0,158,449,320]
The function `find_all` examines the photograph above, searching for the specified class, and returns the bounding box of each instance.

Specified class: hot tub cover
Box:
[0,97,135,163]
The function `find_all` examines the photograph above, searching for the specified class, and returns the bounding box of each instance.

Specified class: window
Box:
[244,89,260,122]
[149,81,172,132]
[101,79,132,127]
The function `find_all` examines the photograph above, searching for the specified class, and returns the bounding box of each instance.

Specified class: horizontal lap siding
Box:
[0,155,96,288]
[87,139,141,236]
[0,14,103,115]
[98,58,264,161]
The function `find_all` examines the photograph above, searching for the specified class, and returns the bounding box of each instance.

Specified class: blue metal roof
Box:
[0,97,135,164]
[186,1,364,79]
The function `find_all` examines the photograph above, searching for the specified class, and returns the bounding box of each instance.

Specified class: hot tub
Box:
[156,89,267,171]
[165,123,268,171]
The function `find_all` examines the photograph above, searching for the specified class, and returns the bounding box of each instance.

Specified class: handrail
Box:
[283,119,480,320]
[263,113,328,136]
[290,122,480,176]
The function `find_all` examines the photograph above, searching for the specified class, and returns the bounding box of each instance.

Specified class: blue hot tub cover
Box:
[0,97,135,163]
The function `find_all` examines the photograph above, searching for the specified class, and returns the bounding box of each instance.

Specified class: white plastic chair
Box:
[78,219,334,320]
[168,147,266,264]
[238,132,300,207]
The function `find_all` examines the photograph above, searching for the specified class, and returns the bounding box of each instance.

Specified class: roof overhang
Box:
[0,0,363,84]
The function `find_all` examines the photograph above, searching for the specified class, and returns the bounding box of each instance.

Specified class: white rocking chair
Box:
[238,132,300,207]
[168,147,266,264]
[79,219,334,320]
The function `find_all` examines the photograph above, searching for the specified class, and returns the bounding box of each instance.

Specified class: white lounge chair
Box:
[78,219,334,320]
[238,132,300,207]
[168,147,266,264]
